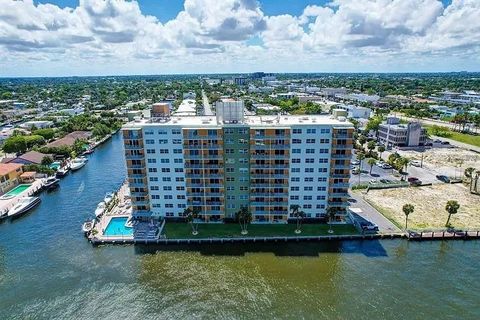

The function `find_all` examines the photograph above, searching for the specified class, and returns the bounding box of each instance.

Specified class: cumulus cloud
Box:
[0,0,479,75]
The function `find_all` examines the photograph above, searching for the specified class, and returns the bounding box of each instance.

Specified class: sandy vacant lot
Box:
[364,184,480,230]
[400,148,480,172]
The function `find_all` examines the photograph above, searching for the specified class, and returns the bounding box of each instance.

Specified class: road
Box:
[349,192,401,233]
[394,113,457,130]
[202,90,214,116]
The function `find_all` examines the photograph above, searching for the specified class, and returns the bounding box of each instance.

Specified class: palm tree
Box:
[356,152,365,184]
[402,204,414,230]
[396,157,409,180]
[445,200,460,228]
[377,145,385,160]
[235,206,252,235]
[184,207,199,235]
[326,207,337,234]
[367,158,376,175]
[464,167,475,191]
[294,210,305,234]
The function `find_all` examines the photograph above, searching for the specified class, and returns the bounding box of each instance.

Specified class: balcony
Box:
[128,164,146,169]
[331,145,352,150]
[327,201,348,207]
[128,174,146,179]
[331,154,351,159]
[130,191,148,197]
[124,144,143,150]
[125,154,144,160]
[132,200,150,206]
[330,182,350,188]
[331,174,350,179]
[329,192,349,197]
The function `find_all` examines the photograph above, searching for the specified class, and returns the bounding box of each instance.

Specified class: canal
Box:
[0,133,479,319]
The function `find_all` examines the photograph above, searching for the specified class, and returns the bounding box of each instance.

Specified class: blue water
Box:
[0,133,479,319]
[104,217,133,236]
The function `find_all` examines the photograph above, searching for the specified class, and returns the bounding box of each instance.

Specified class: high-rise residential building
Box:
[123,100,354,224]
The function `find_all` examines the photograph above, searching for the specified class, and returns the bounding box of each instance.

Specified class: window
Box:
[158,139,168,144]
[145,139,154,144]
[148,168,157,173]
[160,159,169,163]
[304,177,313,182]
[320,138,330,144]
[147,158,156,164]
[305,158,314,163]
[290,186,300,191]
[239,177,248,182]
[321,128,330,134]
[227,204,236,209]
[304,186,313,191]
[317,195,326,200]
[176,186,185,191]
[226,168,235,173]
[158,130,167,135]
[305,168,314,173]
[144,130,154,135]
[162,177,171,182]
[174,159,183,163]
[239,195,248,200]
[318,177,327,182]
[226,177,235,182]
[292,158,301,163]
[163,186,172,191]
[147,149,155,154]
[161,168,170,173]
[303,204,312,209]
[165,204,174,208]
[307,129,316,134]
[226,149,234,154]
[176,177,184,182]
[226,138,234,144]
[290,195,299,200]
[150,186,159,191]
[239,158,248,164]
[319,149,329,153]
[319,158,329,163]
[172,139,182,144]
[175,168,184,173]
[292,149,301,154]
[224,128,234,134]
[159,149,169,154]
[178,204,186,208]
[226,186,235,191]
[238,128,248,134]
[239,168,248,173]
[172,129,181,135]
[226,195,236,200]
[292,128,302,134]
[292,139,301,144]
[303,196,312,200]
[291,177,300,182]
[240,186,248,191]
[317,186,326,191]
[173,149,182,154]
[292,168,300,173]
[151,195,160,199]
[306,149,315,154]
[318,168,328,173]
[149,177,158,182]
[164,195,173,199]
[306,139,315,144]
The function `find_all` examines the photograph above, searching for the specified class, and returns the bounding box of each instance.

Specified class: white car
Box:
[410,160,421,167]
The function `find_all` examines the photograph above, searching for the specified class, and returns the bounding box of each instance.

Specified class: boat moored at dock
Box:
[7,197,41,219]
[95,202,106,218]
[42,176,60,191]
[70,158,87,171]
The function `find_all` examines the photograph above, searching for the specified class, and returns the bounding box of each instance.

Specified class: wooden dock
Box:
[408,230,480,241]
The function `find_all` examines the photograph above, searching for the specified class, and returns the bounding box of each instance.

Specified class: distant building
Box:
[13,102,26,109]
[173,100,196,117]
[336,93,380,104]
[46,131,92,148]
[183,91,196,99]
[20,121,54,129]
[251,72,266,79]
[0,163,24,194]
[430,90,480,105]
[253,103,281,112]
[378,117,427,147]
[320,88,347,98]
[59,107,85,116]
[205,78,221,85]
[430,105,460,117]
[234,77,247,86]
[335,104,372,119]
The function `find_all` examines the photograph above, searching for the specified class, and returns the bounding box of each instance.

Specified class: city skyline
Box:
[1,0,479,76]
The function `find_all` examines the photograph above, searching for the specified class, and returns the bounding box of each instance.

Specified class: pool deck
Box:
[0,180,43,215]
[88,181,134,242]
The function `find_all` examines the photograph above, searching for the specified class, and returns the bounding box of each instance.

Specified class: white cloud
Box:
[0,0,479,76]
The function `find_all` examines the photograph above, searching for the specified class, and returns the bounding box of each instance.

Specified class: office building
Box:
[123,100,354,224]
[378,117,427,147]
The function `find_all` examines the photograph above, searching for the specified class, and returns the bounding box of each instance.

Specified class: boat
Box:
[43,176,60,190]
[82,148,94,155]
[82,219,95,233]
[7,197,41,219]
[70,158,87,171]
[0,209,8,221]
[104,192,114,205]
[95,201,106,218]
[56,166,70,178]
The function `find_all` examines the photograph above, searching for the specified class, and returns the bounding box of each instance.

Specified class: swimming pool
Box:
[104,217,133,237]
[2,184,32,199]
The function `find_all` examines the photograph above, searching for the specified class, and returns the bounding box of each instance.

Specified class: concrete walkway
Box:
[349,191,401,233]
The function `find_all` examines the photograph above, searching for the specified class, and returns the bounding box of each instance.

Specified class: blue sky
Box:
[3,0,478,77]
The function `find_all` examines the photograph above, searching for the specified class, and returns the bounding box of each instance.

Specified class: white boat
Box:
[56,166,70,178]
[82,219,95,233]
[95,201,106,218]
[104,192,114,204]
[43,176,60,190]
[70,158,87,171]
[7,197,41,219]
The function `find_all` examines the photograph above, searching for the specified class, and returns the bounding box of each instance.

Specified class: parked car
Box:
[408,177,422,186]
[436,175,450,183]
[351,160,360,165]
[410,160,421,167]
[441,141,450,145]
[352,167,360,175]
[360,221,379,232]
[369,179,378,184]
[379,163,392,169]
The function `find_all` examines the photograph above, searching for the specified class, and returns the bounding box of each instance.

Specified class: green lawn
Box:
[426,126,480,148]
[164,223,359,239]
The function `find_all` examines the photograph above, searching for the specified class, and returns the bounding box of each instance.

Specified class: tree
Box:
[41,156,53,166]
[356,152,365,184]
[33,128,55,140]
[445,200,460,227]
[326,207,337,234]
[358,135,367,146]
[290,204,305,234]
[464,167,475,191]
[235,206,252,235]
[24,135,45,149]
[367,141,376,153]
[377,145,385,159]
[402,204,414,230]
[184,208,199,235]
[2,136,27,154]
[367,158,376,175]
[396,157,409,179]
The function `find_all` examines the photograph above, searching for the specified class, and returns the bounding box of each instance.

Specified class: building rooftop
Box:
[0,163,23,176]
[124,115,353,129]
